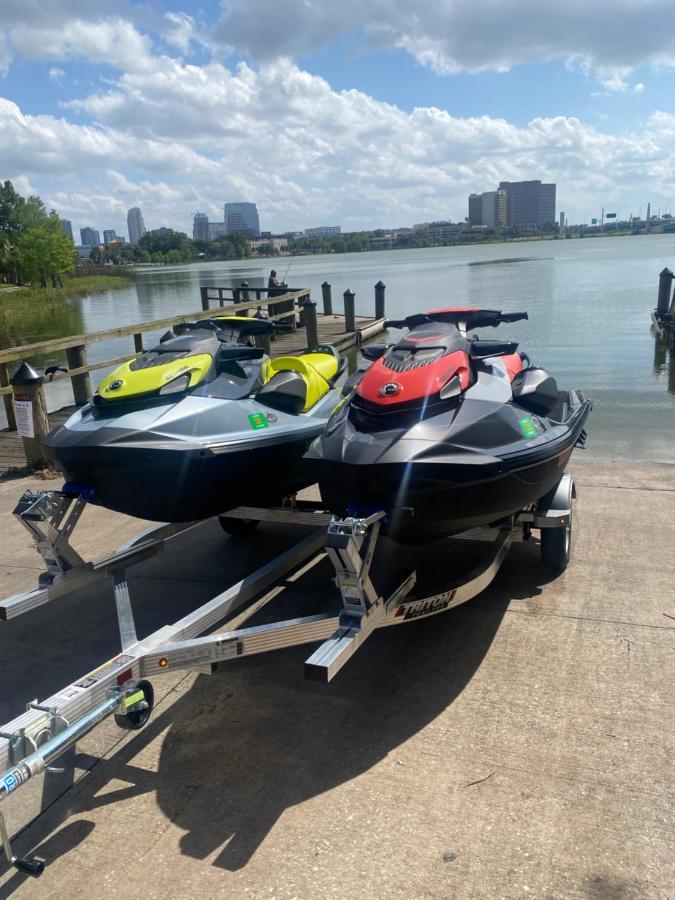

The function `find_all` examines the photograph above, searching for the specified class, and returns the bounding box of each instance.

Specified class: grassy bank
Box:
[0,273,132,303]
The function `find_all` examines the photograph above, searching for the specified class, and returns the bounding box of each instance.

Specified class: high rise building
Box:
[60,219,73,241]
[304,226,341,240]
[224,202,260,237]
[103,229,117,244]
[468,194,483,226]
[80,227,100,246]
[468,191,507,227]
[559,212,565,231]
[498,180,556,228]
[127,207,146,244]
[193,212,210,241]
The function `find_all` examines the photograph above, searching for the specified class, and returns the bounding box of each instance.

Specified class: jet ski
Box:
[43,316,346,523]
[305,307,591,544]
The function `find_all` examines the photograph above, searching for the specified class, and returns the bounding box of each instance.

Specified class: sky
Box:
[1,0,675,238]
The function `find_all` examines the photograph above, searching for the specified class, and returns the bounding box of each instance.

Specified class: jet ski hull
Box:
[313,440,577,544]
[44,427,320,522]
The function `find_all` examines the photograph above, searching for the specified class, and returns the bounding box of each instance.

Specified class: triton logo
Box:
[108,380,124,391]
[379,382,400,396]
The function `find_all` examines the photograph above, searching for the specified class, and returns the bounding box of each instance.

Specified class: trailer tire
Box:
[218,516,260,538]
[540,518,571,574]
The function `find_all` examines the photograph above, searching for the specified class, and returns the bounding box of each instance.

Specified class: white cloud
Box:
[10,18,153,72]
[48,67,65,83]
[634,82,645,93]
[162,12,198,53]
[3,57,674,238]
[215,0,675,85]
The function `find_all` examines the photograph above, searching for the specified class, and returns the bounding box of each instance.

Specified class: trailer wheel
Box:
[540,516,571,574]
[218,516,260,538]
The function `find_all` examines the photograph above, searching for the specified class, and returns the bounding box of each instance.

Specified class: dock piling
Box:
[303,301,319,349]
[0,363,16,431]
[65,345,92,405]
[375,281,386,320]
[9,363,49,467]
[321,282,333,315]
[200,286,210,311]
[133,333,143,353]
[343,290,356,334]
[657,268,674,318]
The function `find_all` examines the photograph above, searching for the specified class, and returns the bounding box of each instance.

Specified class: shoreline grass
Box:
[0,273,132,303]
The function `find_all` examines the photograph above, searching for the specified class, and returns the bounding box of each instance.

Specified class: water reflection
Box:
[653,337,675,395]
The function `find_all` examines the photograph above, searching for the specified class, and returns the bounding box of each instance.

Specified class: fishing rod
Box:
[281,258,293,286]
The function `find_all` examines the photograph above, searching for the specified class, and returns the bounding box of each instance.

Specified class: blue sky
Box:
[1,1,675,237]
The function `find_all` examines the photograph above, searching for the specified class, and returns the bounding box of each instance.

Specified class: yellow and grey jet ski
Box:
[43,317,346,522]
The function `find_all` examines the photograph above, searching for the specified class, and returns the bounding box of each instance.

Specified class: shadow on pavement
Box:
[2,535,552,886]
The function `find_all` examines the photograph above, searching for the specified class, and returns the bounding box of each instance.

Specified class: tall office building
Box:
[468,194,483,226]
[498,180,556,228]
[469,191,507,227]
[80,226,100,246]
[193,212,210,241]
[224,202,260,238]
[60,219,73,241]
[103,229,117,244]
[127,207,146,244]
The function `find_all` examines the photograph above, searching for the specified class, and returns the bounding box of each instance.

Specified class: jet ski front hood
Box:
[307,393,573,471]
[46,393,328,456]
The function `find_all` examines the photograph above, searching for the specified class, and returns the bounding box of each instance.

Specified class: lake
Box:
[1,235,674,463]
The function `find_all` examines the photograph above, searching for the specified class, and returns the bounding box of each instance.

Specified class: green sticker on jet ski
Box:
[518,417,538,438]
[248,412,269,430]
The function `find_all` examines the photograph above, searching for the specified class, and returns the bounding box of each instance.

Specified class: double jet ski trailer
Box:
[0,477,576,875]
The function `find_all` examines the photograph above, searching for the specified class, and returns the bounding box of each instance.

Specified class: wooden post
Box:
[240,281,250,317]
[65,344,92,406]
[656,268,673,318]
[255,333,271,355]
[133,333,143,353]
[232,287,241,311]
[10,362,49,467]
[375,280,386,320]
[200,286,210,311]
[321,281,333,315]
[343,289,356,334]
[0,362,16,430]
[303,300,319,349]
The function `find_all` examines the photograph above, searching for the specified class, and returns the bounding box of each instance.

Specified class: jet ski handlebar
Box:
[385,309,528,330]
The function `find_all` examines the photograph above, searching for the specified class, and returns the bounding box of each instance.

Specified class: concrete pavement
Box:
[0,459,673,899]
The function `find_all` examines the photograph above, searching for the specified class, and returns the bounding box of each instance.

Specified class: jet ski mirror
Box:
[360,344,391,362]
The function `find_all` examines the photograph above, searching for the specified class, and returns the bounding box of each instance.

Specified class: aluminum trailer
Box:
[0,475,575,876]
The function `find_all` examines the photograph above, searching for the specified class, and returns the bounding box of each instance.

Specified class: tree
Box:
[18,214,76,287]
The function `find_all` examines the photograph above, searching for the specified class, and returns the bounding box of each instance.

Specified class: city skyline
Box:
[2,3,675,237]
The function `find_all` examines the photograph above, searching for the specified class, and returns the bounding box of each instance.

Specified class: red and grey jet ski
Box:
[305,307,591,544]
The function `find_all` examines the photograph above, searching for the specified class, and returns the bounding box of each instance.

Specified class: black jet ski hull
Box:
[315,443,576,544]
[43,432,318,522]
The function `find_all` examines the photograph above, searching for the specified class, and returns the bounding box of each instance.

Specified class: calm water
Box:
[1,235,674,463]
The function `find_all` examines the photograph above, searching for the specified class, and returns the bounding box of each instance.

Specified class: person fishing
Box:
[268,269,283,291]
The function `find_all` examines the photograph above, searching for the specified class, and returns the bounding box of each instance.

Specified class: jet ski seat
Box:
[263,354,334,410]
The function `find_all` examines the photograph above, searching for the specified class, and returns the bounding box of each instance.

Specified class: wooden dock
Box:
[0,305,385,476]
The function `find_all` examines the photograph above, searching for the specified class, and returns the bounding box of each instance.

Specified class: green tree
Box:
[18,214,76,287]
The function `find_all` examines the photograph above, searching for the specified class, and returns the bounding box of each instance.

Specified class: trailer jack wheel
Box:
[114,680,154,731]
[218,516,260,538]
